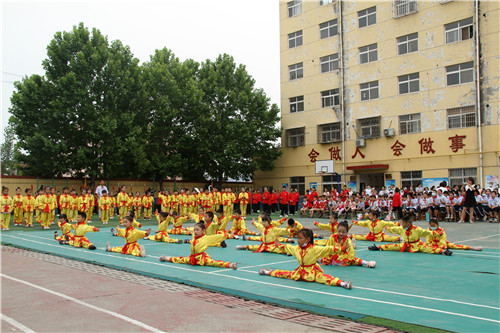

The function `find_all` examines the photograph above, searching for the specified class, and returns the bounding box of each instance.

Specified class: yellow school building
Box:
[255,0,499,194]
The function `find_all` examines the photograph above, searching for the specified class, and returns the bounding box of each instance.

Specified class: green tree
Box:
[196,54,282,183]
[1,122,17,175]
[9,23,147,186]
[141,48,205,187]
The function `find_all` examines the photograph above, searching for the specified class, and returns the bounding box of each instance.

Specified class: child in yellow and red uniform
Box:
[238,188,249,217]
[132,191,142,219]
[13,187,24,226]
[211,187,221,212]
[351,211,400,242]
[166,210,192,235]
[369,215,452,255]
[35,189,43,224]
[142,191,154,219]
[68,189,78,222]
[99,190,113,224]
[236,216,291,254]
[259,228,352,289]
[106,216,151,257]
[178,189,189,216]
[202,211,228,247]
[170,191,179,213]
[109,191,116,219]
[159,222,237,269]
[59,212,99,249]
[426,218,482,251]
[50,188,57,224]
[1,187,14,230]
[39,187,56,229]
[116,186,130,224]
[54,214,75,243]
[86,191,95,223]
[77,189,90,222]
[222,189,233,217]
[314,213,341,236]
[229,209,257,237]
[320,221,376,268]
[159,190,169,213]
[59,187,71,217]
[23,188,36,227]
[200,189,213,212]
[148,211,182,243]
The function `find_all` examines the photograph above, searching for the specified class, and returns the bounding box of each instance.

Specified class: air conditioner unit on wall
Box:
[355,139,365,147]
[383,128,395,137]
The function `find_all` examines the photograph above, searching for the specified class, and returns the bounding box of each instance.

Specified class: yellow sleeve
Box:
[315,244,343,258]
[439,230,448,248]
[207,234,227,245]
[354,220,370,227]
[276,228,292,237]
[418,227,433,238]
[117,227,126,237]
[252,222,265,233]
[386,226,403,235]
[314,222,331,231]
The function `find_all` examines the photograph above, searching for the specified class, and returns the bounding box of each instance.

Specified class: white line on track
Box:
[1,274,165,333]
[455,233,500,243]
[241,259,297,269]
[1,314,36,333]
[4,234,500,323]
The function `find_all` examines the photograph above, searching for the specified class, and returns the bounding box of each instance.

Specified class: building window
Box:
[287,127,305,147]
[288,30,303,48]
[322,175,340,193]
[320,19,338,39]
[358,6,376,28]
[321,89,340,108]
[360,81,379,101]
[289,96,304,113]
[320,54,339,73]
[445,17,473,44]
[397,32,418,55]
[446,62,473,86]
[359,117,381,138]
[288,0,302,17]
[401,171,422,189]
[447,106,476,129]
[290,176,305,196]
[359,43,377,64]
[449,168,477,188]
[398,72,419,94]
[393,0,418,18]
[289,63,304,80]
[320,0,333,5]
[399,113,421,135]
[319,122,341,143]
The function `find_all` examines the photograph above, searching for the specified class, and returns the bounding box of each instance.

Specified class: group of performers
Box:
[48,187,482,291]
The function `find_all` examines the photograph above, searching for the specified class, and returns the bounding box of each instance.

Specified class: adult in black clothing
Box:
[459,177,477,223]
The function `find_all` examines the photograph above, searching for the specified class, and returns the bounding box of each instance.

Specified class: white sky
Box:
[1,0,281,143]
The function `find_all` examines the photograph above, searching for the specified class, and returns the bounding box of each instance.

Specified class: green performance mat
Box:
[2,228,499,332]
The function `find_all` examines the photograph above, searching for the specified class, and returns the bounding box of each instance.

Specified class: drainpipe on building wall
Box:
[474,0,484,185]
[338,0,346,185]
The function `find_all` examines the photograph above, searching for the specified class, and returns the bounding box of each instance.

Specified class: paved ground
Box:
[1,246,398,333]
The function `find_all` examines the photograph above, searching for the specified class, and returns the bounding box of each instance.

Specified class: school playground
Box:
[1,215,499,333]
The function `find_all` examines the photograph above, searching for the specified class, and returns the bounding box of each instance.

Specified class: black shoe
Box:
[89,245,96,250]
[65,235,70,241]
[368,244,380,251]
[220,240,227,248]
[59,240,68,245]
[444,249,453,256]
